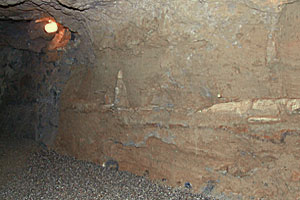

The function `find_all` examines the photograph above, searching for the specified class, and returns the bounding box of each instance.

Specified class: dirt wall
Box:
[54,1,300,199]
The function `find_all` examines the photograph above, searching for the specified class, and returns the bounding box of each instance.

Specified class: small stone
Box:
[184,182,192,189]
[143,170,149,177]
[102,159,119,171]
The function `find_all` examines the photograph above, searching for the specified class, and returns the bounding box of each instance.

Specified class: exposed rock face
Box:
[1,0,300,199]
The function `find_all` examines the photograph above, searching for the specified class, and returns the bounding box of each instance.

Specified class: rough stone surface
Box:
[1,0,300,199]
[54,0,300,199]
[0,18,78,144]
[0,0,25,6]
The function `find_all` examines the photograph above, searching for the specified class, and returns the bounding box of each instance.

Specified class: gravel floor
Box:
[0,137,215,200]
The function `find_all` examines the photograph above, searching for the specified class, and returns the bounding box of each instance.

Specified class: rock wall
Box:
[0,43,72,144]
[0,12,82,145]
[54,0,300,199]
[1,0,300,199]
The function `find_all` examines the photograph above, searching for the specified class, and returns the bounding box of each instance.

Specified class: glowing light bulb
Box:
[44,20,58,33]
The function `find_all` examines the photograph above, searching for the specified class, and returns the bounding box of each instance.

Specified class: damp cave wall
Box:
[1,0,300,199]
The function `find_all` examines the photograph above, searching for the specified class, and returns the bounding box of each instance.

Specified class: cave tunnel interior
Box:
[1,0,300,199]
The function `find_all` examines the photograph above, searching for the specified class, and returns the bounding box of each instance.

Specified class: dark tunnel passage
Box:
[0,17,73,144]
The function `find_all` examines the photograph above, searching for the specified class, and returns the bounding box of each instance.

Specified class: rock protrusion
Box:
[114,70,129,108]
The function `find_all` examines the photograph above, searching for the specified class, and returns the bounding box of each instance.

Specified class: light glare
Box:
[45,21,58,33]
